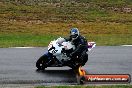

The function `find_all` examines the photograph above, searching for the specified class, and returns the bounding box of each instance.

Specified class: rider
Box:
[65,28,88,67]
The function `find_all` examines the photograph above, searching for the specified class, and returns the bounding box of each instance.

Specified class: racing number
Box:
[52,49,58,54]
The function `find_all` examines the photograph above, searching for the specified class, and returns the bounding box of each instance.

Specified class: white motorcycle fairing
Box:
[48,37,75,63]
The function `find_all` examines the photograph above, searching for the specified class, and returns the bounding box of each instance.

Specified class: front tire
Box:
[36,55,48,70]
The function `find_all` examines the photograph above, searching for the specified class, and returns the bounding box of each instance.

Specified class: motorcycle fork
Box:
[46,56,63,66]
[45,59,52,66]
[45,56,55,66]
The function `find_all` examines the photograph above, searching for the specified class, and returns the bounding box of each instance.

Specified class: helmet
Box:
[70,28,79,40]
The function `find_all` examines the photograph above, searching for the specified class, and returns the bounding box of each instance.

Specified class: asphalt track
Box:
[0,46,132,86]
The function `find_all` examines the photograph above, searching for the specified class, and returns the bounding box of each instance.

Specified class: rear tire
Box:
[79,76,86,85]
[82,53,88,66]
[36,55,48,70]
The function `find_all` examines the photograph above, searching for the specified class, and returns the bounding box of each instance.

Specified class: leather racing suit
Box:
[65,35,88,67]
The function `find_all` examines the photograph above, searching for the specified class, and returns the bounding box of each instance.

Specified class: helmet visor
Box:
[71,34,78,38]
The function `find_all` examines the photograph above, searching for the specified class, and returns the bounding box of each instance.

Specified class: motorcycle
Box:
[36,37,96,70]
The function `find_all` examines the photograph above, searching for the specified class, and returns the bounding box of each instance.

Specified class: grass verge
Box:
[0,34,58,47]
[0,33,132,47]
[0,0,132,47]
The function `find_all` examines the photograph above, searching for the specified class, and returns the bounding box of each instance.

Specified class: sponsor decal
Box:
[84,74,131,83]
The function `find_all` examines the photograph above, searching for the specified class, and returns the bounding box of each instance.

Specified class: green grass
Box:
[0,34,58,47]
[87,34,132,46]
[0,0,132,47]
[0,33,131,47]
[0,21,132,47]
[35,85,132,88]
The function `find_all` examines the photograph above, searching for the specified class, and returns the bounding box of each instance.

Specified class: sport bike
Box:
[36,37,96,70]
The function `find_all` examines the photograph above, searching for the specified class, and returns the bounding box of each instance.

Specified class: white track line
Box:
[9,47,35,48]
[122,45,132,46]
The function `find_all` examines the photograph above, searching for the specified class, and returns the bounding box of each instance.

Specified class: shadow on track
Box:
[36,69,76,77]
[35,69,77,84]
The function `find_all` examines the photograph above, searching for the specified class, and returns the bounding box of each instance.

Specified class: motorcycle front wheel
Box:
[36,55,48,70]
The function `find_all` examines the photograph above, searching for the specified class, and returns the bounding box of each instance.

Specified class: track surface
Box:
[0,46,132,85]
